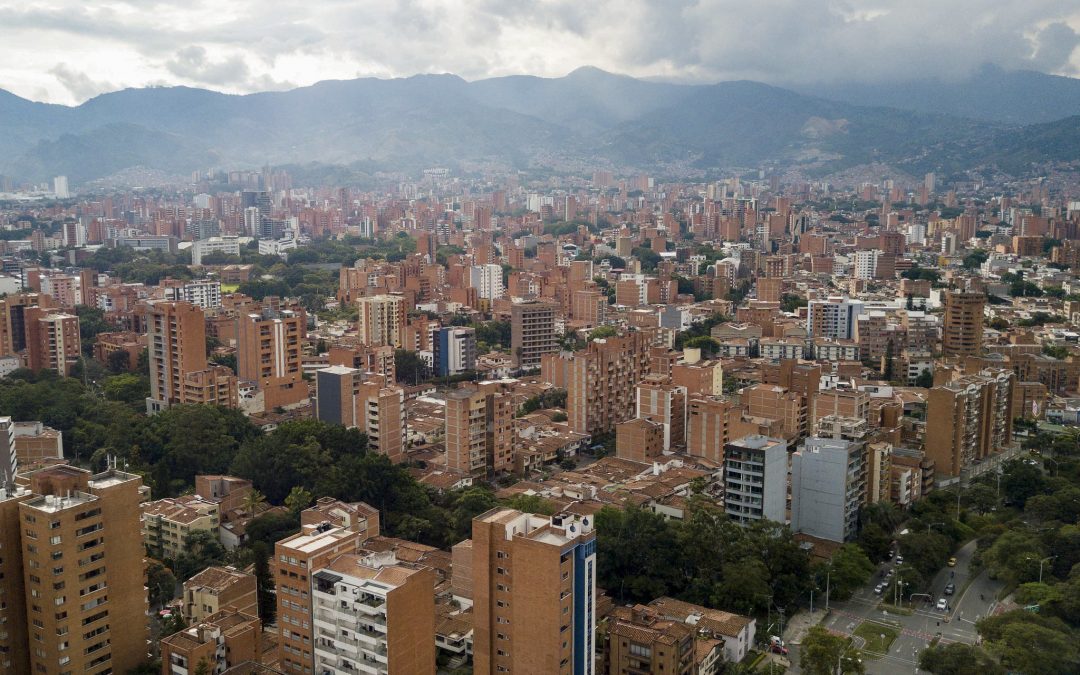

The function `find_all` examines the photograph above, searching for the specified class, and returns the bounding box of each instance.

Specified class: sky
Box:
[1,0,1079,105]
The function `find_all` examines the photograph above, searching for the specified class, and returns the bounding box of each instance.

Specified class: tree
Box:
[242,489,267,519]
[146,558,177,608]
[918,643,1004,675]
[394,349,431,384]
[824,544,876,601]
[914,369,934,388]
[452,488,497,540]
[173,530,227,580]
[193,660,211,675]
[284,486,313,514]
[684,336,720,356]
[799,626,865,675]
[102,373,150,408]
[588,325,618,341]
[1001,459,1049,506]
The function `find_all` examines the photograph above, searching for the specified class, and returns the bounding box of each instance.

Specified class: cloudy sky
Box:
[2,0,1079,105]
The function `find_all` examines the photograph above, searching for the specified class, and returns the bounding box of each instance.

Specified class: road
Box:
[788,539,1003,674]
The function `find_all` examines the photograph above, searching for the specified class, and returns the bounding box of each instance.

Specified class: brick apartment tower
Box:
[275,523,364,673]
[942,290,985,357]
[145,300,208,411]
[445,383,514,477]
[566,333,652,436]
[472,509,598,675]
[1,465,149,674]
[237,307,307,409]
[23,307,81,375]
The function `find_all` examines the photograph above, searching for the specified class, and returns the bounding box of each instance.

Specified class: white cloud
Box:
[0,0,1077,104]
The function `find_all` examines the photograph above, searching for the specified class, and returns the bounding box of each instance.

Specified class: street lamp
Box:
[836,642,861,675]
[1039,556,1056,584]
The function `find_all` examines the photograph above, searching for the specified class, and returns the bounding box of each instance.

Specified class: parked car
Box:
[895,555,904,565]
[769,636,789,656]
[947,557,957,567]
[944,583,955,595]
[875,583,885,595]
[937,598,949,611]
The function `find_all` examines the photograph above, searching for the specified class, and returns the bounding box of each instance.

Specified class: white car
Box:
[895,555,904,565]
[874,583,885,595]
[936,598,948,611]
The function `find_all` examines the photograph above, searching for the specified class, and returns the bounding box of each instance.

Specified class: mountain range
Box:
[1,66,1079,185]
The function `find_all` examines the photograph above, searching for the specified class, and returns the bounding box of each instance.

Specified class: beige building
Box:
[183,566,259,623]
[142,494,221,559]
[357,294,406,348]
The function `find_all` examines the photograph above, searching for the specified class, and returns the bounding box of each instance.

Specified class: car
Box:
[874,583,885,595]
[937,598,948,611]
[947,557,957,567]
[944,583,955,595]
[769,636,789,656]
[895,555,904,565]
[884,568,894,579]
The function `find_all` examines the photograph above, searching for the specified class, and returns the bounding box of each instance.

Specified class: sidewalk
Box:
[784,608,826,645]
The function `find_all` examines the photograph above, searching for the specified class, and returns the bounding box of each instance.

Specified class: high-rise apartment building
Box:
[470,264,506,300]
[314,367,405,462]
[238,307,307,410]
[275,523,364,673]
[445,383,514,477]
[0,482,32,673]
[357,294,406,348]
[472,509,597,675]
[3,465,149,674]
[723,435,788,526]
[434,326,477,377]
[807,297,865,340]
[316,366,364,427]
[942,290,985,356]
[926,370,1013,477]
[510,299,558,369]
[356,377,406,463]
[22,307,81,375]
[566,333,651,436]
[790,437,866,543]
[635,378,687,451]
[686,396,733,464]
[145,300,209,411]
[163,279,223,309]
[0,292,56,358]
[310,551,436,675]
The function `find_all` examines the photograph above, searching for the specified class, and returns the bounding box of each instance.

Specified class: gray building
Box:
[790,437,866,543]
[723,435,788,526]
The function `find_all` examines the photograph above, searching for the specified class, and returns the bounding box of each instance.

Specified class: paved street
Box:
[788,539,1003,673]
